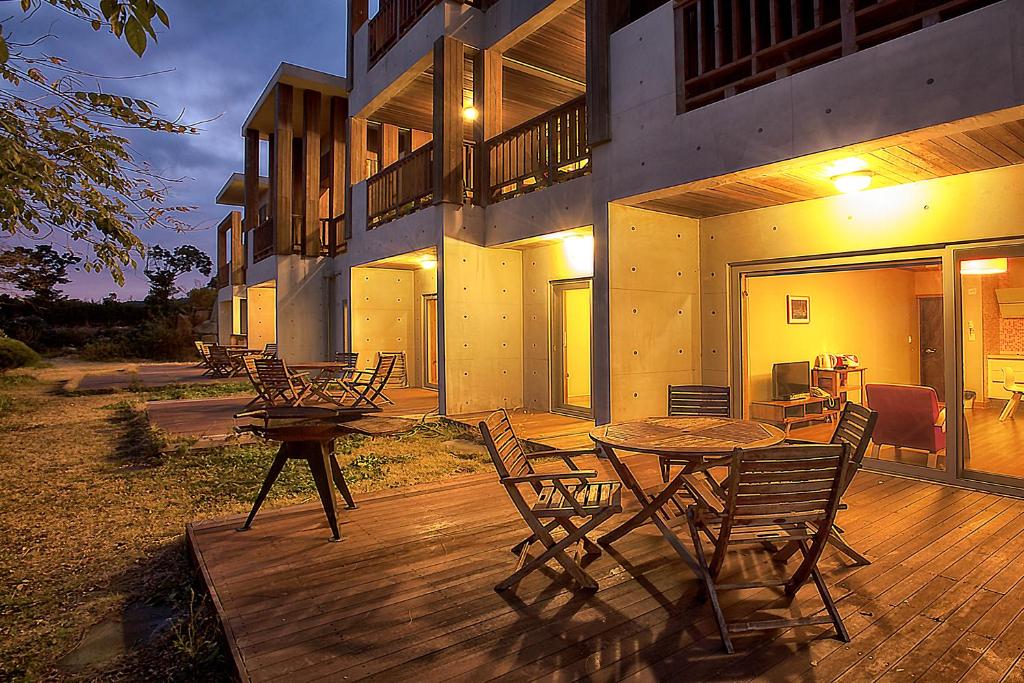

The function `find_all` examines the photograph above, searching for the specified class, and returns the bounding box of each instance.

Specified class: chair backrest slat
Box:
[479,409,531,480]
[255,358,298,402]
[668,385,731,417]
[334,351,359,370]
[263,343,278,358]
[829,402,878,490]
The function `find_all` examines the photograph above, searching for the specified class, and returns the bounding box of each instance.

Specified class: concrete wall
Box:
[607,205,702,421]
[442,236,524,414]
[276,256,329,362]
[246,286,277,352]
[700,164,1024,389]
[743,269,920,408]
[351,267,416,379]
[217,300,233,345]
[522,238,593,412]
[604,0,1024,203]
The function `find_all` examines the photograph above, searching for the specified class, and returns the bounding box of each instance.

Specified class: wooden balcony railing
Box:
[367,142,434,228]
[320,214,346,256]
[368,0,499,66]
[253,218,274,263]
[676,0,1001,111]
[462,141,475,203]
[486,96,590,204]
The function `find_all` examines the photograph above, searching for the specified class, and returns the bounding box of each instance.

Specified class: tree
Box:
[143,244,211,309]
[0,0,195,286]
[0,244,80,306]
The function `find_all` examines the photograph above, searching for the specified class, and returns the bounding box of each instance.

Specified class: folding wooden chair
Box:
[338,354,397,408]
[776,402,878,565]
[194,341,212,371]
[254,358,315,407]
[334,351,359,372]
[480,408,622,592]
[262,343,278,359]
[207,345,238,378]
[687,443,851,653]
[378,351,407,390]
[240,356,276,410]
[661,385,731,481]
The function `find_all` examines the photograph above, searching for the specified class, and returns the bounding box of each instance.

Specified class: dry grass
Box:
[0,362,485,681]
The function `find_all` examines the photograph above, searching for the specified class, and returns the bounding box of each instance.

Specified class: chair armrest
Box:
[783,438,817,445]
[936,408,947,430]
[525,448,597,470]
[503,470,598,485]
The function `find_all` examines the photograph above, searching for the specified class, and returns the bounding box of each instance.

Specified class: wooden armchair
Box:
[661,385,731,481]
[262,343,278,359]
[479,408,621,592]
[335,354,397,408]
[254,358,315,407]
[207,345,238,378]
[779,401,878,565]
[240,356,275,410]
[687,443,851,653]
[194,341,213,372]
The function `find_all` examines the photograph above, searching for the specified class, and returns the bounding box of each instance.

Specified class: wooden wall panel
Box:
[432,36,465,205]
[272,83,294,256]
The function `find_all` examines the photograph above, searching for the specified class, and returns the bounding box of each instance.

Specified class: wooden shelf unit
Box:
[749,396,840,435]
[812,367,867,405]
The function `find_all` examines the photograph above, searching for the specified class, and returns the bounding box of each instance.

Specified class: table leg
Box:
[329,451,358,509]
[307,442,341,542]
[238,445,288,532]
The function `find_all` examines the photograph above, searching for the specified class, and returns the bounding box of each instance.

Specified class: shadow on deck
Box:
[187,457,1024,682]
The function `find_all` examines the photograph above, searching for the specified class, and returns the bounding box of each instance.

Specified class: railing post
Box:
[473,48,502,206]
[432,36,465,205]
[271,83,294,256]
[546,114,557,187]
[840,0,856,56]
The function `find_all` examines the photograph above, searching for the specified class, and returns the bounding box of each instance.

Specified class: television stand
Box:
[749,396,840,435]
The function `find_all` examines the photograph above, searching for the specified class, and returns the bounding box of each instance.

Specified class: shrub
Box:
[80,337,133,362]
[0,337,40,371]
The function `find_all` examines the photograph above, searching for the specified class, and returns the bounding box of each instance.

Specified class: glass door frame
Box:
[949,240,1024,496]
[422,293,439,390]
[729,247,957,487]
[550,277,594,419]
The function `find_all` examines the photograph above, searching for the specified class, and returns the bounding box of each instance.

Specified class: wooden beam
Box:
[473,48,502,207]
[503,57,586,89]
[230,211,245,285]
[586,0,626,146]
[411,129,432,151]
[272,83,294,256]
[433,36,464,205]
[348,117,368,185]
[244,129,260,232]
[329,96,347,253]
[302,89,322,257]
[349,0,368,33]
[381,123,400,167]
[217,220,228,276]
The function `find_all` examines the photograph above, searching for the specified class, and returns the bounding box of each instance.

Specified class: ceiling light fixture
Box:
[462,106,479,122]
[832,170,873,194]
[960,258,1007,275]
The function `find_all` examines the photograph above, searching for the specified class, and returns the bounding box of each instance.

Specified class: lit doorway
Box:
[551,278,592,418]
[423,293,438,389]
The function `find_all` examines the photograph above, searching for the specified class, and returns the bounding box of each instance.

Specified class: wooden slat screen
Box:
[367,142,434,228]
[675,0,1001,112]
[486,95,590,204]
[253,219,274,263]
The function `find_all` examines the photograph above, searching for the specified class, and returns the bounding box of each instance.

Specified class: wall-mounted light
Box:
[563,235,594,273]
[420,256,438,270]
[461,106,479,122]
[832,170,873,194]
[960,258,1007,275]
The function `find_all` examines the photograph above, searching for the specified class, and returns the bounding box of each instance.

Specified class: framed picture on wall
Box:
[787,295,810,324]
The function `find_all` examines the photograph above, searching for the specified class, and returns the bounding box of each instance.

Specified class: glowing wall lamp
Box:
[827,157,873,194]
[420,256,438,270]
[462,106,479,122]
[960,258,1007,275]
[563,235,594,273]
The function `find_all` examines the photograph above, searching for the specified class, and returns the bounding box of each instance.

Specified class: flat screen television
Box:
[772,361,811,400]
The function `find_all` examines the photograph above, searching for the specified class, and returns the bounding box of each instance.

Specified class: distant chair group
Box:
[238,352,397,411]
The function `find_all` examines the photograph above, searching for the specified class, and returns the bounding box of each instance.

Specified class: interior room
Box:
[349,247,439,390]
[743,262,948,470]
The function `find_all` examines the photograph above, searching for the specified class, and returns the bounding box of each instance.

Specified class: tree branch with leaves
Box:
[0,0,197,285]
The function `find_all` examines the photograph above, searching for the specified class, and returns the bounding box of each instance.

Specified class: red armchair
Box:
[865,384,946,468]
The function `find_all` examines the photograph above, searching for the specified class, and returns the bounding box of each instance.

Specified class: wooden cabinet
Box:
[812,367,866,404]
[750,397,839,435]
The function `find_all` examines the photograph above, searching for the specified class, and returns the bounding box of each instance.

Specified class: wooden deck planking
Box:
[448,409,593,450]
[188,456,1024,682]
[147,387,439,448]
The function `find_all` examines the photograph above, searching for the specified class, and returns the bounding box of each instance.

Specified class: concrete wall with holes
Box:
[351,267,416,383]
[246,286,277,352]
[607,205,701,421]
[698,164,1024,388]
[442,237,524,414]
[275,256,329,362]
[604,0,1023,203]
[217,301,233,345]
[521,239,594,412]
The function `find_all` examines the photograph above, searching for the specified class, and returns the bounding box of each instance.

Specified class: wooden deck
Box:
[448,409,593,450]
[147,388,439,449]
[189,455,1024,682]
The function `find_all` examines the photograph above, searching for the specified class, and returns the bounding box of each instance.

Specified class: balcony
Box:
[366,142,475,228]
[676,0,1004,111]
[486,96,590,204]
[368,0,498,67]
[253,218,274,263]
[320,214,347,256]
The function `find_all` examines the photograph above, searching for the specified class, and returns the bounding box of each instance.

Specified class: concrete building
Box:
[214,0,1024,496]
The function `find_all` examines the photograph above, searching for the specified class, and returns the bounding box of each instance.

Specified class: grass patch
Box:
[131,382,254,402]
[0,373,39,389]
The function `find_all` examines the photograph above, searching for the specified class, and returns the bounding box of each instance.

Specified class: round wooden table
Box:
[234,405,413,541]
[590,416,785,573]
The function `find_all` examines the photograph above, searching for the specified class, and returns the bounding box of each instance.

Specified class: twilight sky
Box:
[3,0,353,300]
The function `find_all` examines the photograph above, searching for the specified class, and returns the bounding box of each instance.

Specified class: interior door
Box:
[423,294,438,389]
[551,279,593,418]
[919,296,945,401]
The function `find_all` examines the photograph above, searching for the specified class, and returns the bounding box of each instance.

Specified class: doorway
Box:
[551,279,592,418]
[919,296,945,401]
[423,294,438,389]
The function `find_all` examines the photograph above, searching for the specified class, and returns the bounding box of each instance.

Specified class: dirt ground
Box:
[0,360,489,681]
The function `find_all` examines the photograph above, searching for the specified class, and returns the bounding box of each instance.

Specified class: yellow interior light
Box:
[462,106,478,122]
[960,258,1007,275]
[420,256,438,270]
[832,170,873,194]
[563,235,594,273]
